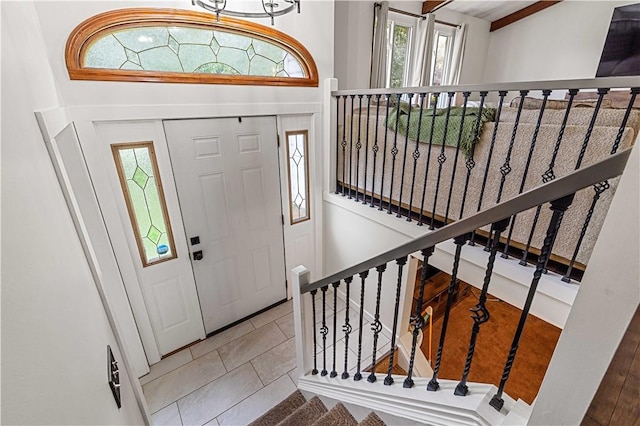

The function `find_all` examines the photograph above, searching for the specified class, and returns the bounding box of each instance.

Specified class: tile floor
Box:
[141,292,391,426]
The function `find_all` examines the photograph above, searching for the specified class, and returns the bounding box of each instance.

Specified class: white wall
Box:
[34,0,334,108]
[334,0,491,90]
[1,2,146,424]
[483,1,638,83]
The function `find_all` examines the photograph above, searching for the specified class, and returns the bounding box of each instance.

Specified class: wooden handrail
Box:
[302,148,632,294]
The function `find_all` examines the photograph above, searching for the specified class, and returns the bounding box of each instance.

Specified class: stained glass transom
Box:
[113,143,177,266]
[286,131,310,224]
[84,26,305,77]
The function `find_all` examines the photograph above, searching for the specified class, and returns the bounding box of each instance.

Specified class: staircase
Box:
[249,390,385,426]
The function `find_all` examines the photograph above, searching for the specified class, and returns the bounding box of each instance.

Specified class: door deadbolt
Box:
[193,250,203,261]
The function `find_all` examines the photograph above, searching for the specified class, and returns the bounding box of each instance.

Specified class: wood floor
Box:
[583,305,640,426]
[419,287,561,404]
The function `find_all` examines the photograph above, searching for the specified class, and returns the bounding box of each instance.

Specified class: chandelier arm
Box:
[193,0,298,21]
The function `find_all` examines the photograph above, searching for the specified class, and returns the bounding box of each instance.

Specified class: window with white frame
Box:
[386,12,416,88]
[431,24,456,86]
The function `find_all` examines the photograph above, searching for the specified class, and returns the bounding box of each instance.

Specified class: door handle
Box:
[193,250,203,261]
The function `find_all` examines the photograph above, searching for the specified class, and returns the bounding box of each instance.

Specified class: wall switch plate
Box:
[190,236,200,245]
[107,345,121,409]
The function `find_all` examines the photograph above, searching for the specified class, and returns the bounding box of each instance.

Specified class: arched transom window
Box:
[66,8,318,86]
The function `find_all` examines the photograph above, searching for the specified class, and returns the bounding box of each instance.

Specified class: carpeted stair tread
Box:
[278,396,327,426]
[358,412,386,426]
[248,390,306,426]
[312,402,357,426]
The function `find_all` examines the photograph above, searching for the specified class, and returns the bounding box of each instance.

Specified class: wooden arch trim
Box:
[65,8,319,87]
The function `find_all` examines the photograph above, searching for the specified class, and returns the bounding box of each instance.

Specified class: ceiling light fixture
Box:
[192,0,301,25]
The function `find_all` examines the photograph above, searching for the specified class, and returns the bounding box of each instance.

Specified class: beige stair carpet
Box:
[313,402,357,426]
[278,396,327,426]
[358,412,386,426]
[248,390,306,426]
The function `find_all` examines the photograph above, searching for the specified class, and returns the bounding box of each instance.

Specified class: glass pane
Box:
[113,143,176,266]
[84,25,305,78]
[286,131,310,224]
[390,24,410,88]
[432,34,450,86]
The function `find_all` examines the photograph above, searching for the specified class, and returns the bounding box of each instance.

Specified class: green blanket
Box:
[386,103,496,156]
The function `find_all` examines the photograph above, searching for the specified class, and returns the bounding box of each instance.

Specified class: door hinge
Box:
[281,214,285,225]
[277,134,280,148]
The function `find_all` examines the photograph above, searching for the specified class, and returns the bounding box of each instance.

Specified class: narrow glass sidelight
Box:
[285,130,311,224]
[112,141,177,267]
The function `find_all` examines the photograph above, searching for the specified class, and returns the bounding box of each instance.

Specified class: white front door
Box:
[164,116,287,334]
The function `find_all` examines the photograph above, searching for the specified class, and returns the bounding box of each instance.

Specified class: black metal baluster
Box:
[341,276,353,379]
[418,93,440,226]
[404,247,435,388]
[472,91,507,245]
[520,89,578,265]
[430,92,455,230]
[561,88,638,282]
[355,95,364,203]
[502,90,550,259]
[444,92,470,224]
[483,90,528,251]
[363,94,372,205]
[354,271,369,381]
[311,289,319,375]
[348,95,355,199]
[330,281,340,378]
[371,94,382,208]
[460,92,487,222]
[575,88,609,170]
[388,95,402,215]
[335,95,341,194]
[379,94,393,211]
[427,233,471,391]
[490,194,575,411]
[368,263,387,383]
[384,256,408,385]
[320,285,329,376]
[407,93,426,222]
[397,93,414,218]
[341,95,347,197]
[455,218,510,396]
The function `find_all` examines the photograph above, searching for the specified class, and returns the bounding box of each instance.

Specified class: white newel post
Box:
[292,265,314,380]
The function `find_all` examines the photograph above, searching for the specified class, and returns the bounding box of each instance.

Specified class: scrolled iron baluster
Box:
[354,95,364,203]
[341,95,348,197]
[384,256,408,386]
[459,92,487,223]
[330,281,340,378]
[520,89,578,266]
[320,285,329,376]
[418,93,440,226]
[335,95,341,194]
[311,289,319,375]
[427,233,471,391]
[455,218,510,396]
[368,263,387,383]
[397,93,415,218]
[575,88,609,170]
[502,89,551,259]
[430,92,455,230]
[354,271,369,381]
[348,95,356,199]
[371,94,382,208]
[490,193,575,411]
[404,247,435,389]
[388,95,402,215]
[379,94,393,211]
[341,276,353,379]
[363,94,372,205]
[407,93,427,222]
[444,92,470,224]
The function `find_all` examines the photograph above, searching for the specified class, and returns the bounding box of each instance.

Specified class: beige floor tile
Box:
[178,363,263,426]
[251,338,297,385]
[140,349,193,386]
[143,350,227,413]
[275,312,295,338]
[250,300,293,329]
[204,419,219,425]
[218,322,286,371]
[287,368,299,385]
[216,375,296,425]
[151,402,182,425]
[190,321,255,359]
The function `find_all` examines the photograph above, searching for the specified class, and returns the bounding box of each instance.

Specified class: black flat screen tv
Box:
[596,3,640,77]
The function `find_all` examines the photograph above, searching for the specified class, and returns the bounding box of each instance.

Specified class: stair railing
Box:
[332,77,639,282]
[293,147,631,412]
